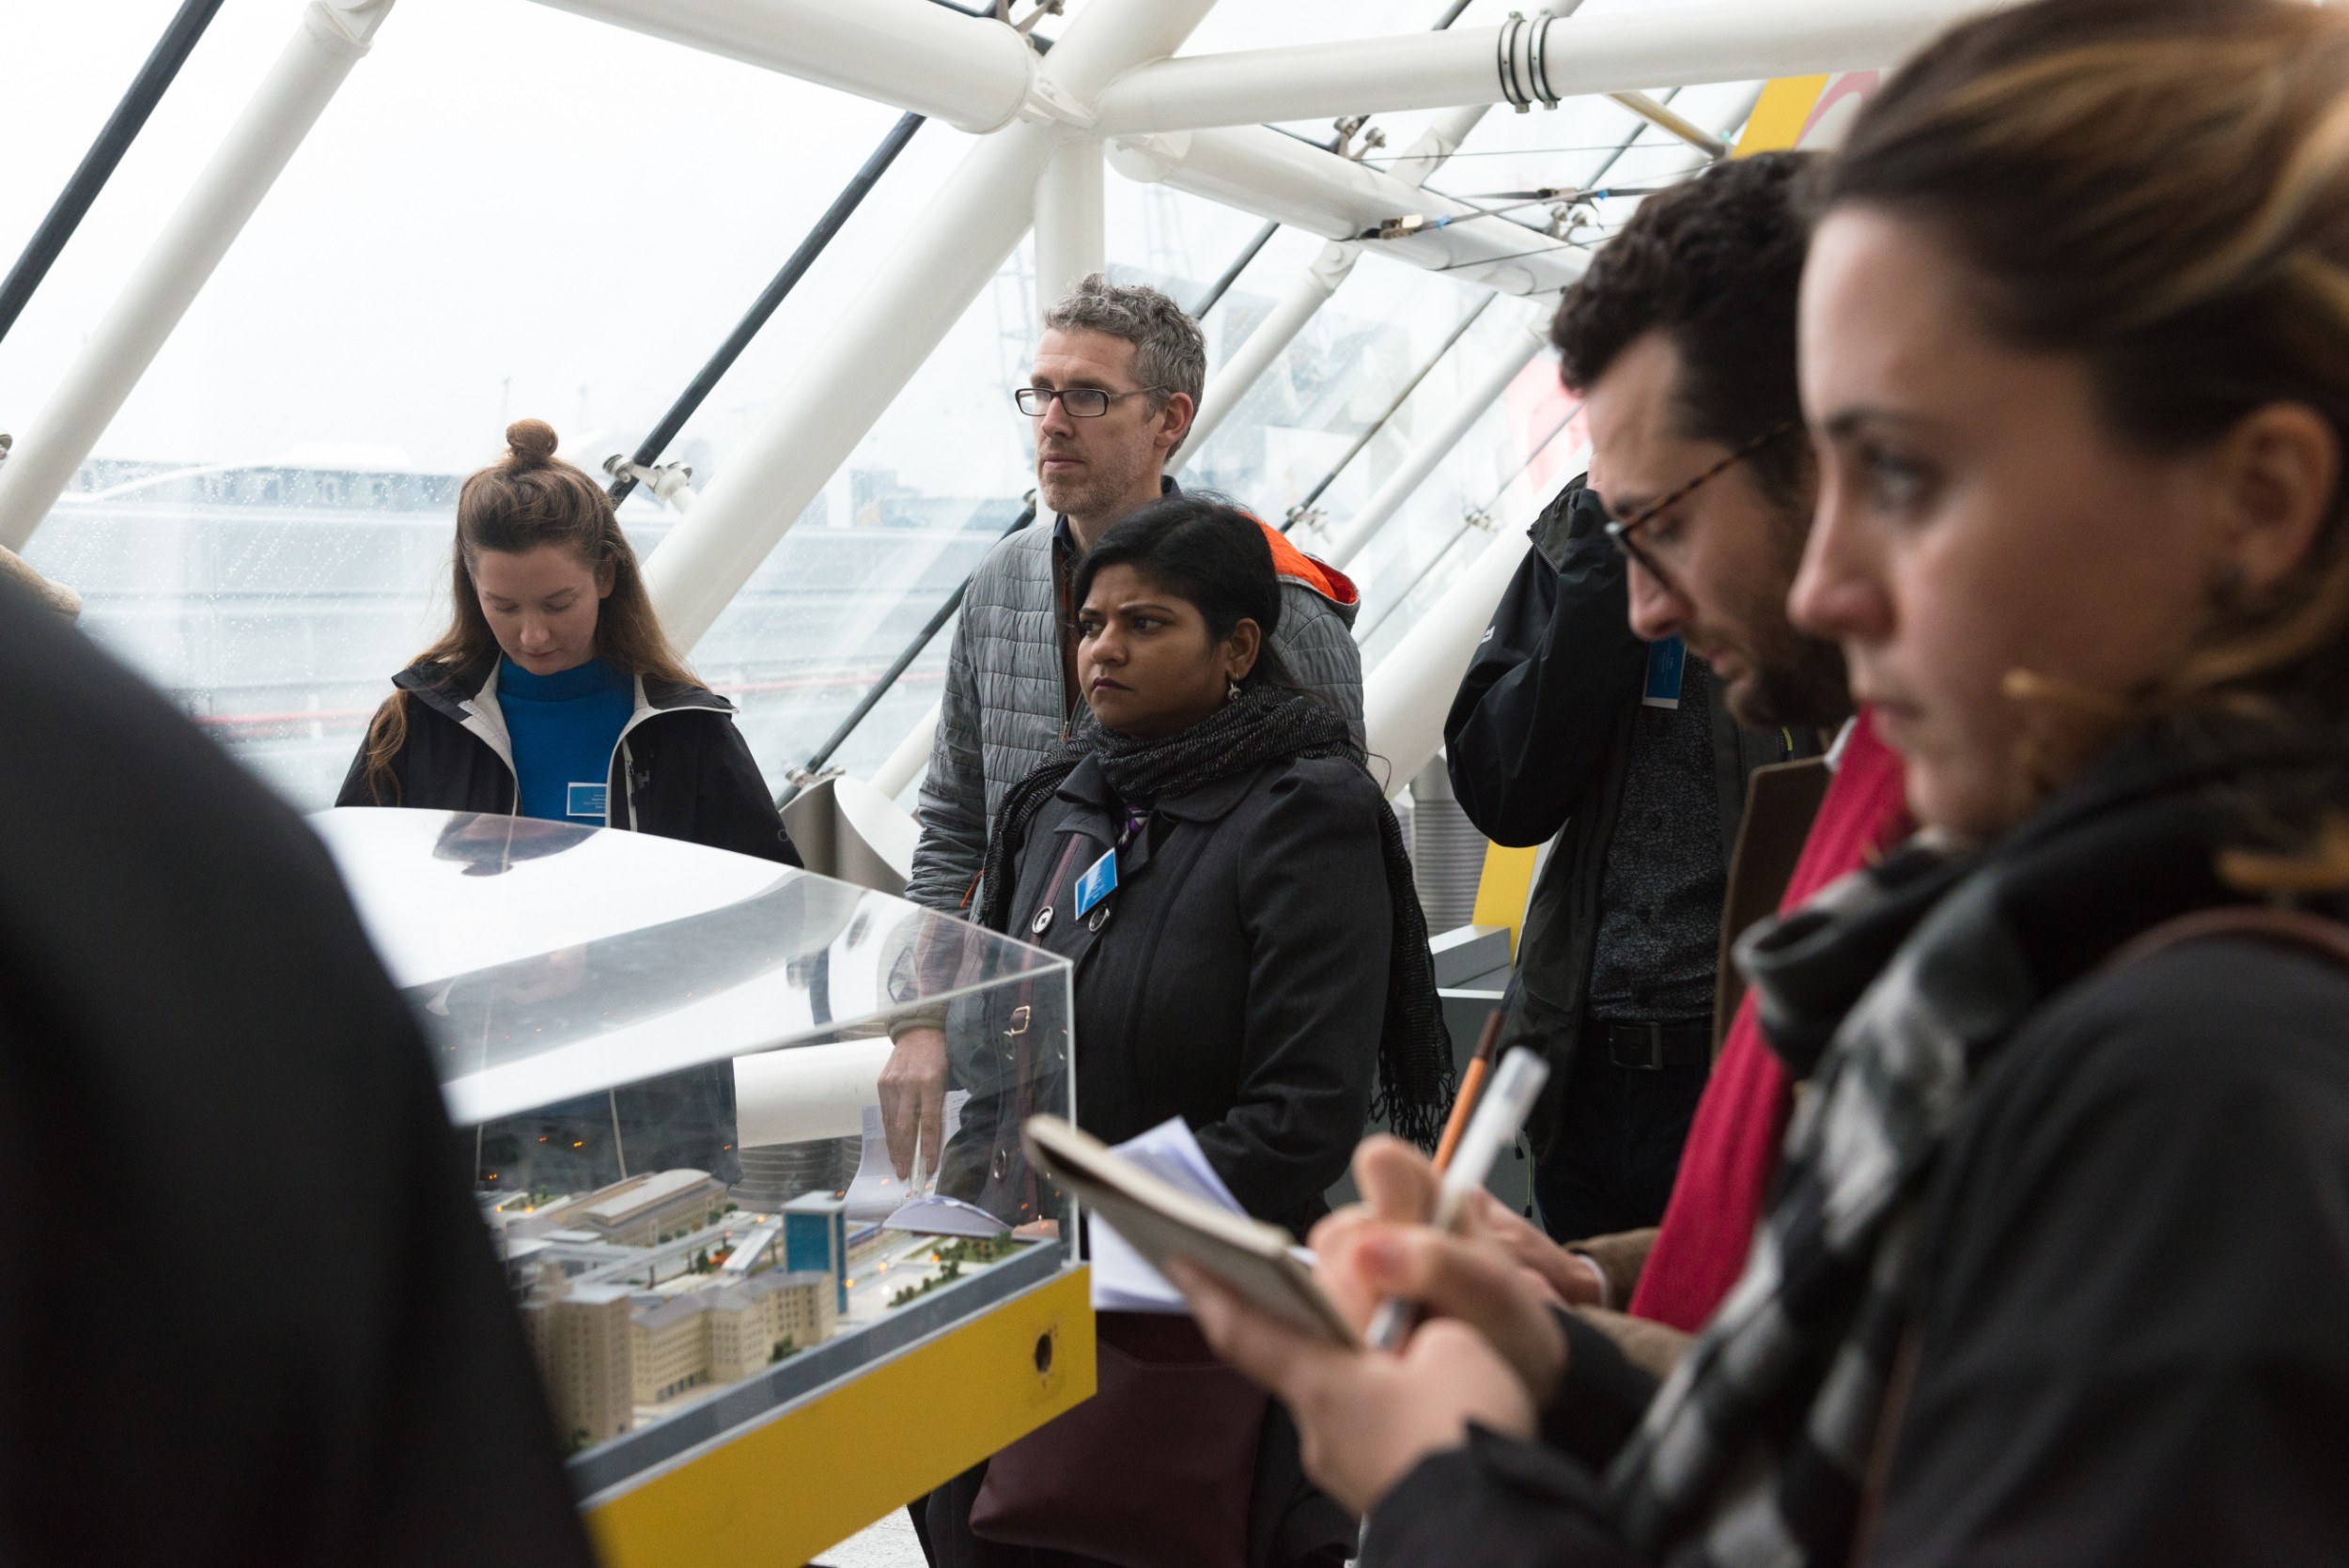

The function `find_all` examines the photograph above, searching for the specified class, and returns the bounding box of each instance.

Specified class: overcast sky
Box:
[0,0,1711,497]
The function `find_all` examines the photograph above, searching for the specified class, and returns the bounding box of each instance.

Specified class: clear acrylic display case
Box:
[313,807,1076,1500]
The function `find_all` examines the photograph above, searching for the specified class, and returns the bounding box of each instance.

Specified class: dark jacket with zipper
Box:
[948,752,1391,1239]
[933,748,1388,1568]
[1362,927,2349,1568]
[336,657,800,867]
[1444,478,1814,1159]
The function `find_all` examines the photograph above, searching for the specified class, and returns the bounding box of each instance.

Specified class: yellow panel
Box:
[1733,75,1830,158]
[1471,843,1540,959]
[586,1266,1097,1568]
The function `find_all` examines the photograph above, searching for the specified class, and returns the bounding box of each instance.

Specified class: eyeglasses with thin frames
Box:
[1599,421,1801,591]
[1015,385,1167,418]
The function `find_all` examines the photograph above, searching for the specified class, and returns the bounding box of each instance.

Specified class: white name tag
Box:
[567,782,609,820]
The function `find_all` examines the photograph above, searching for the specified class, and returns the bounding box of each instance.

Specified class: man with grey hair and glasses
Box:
[879,272,1366,1180]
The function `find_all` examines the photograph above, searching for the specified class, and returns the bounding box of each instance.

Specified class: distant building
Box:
[783,1192,848,1313]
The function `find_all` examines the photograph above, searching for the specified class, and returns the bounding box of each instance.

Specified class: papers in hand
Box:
[842,1093,968,1224]
[1022,1116,1356,1347]
[1088,1117,1246,1313]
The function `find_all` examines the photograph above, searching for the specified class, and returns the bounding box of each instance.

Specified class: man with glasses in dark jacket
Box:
[1446,155,1840,1255]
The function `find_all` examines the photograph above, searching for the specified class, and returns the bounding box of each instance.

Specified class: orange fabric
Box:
[1256,521,1360,609]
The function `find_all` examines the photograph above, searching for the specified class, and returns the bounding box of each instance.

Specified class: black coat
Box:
[1444,478,1813,1157]
[336,657,800,867]
[0,583,594,1563]
[1363,936,2349,1567]
[966,752,1392,1236]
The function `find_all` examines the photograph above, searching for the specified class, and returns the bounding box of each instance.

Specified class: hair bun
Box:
[505,418,560,469]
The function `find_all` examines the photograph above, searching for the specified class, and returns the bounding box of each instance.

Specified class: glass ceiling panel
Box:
[5,0,1773,815]
[6,0,951,810]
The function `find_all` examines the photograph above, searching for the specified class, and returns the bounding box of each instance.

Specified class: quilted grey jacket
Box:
[906,521,1365,913]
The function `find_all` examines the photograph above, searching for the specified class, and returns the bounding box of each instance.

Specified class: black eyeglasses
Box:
[1015,385,1166,418]
[1599,421,1800,589]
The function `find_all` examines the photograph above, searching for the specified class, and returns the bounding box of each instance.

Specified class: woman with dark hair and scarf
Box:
[920,493,1450,1568]
[1170,3,2349,1565]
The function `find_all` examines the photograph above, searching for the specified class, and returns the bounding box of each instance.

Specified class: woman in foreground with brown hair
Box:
[1174,2,2349,1562]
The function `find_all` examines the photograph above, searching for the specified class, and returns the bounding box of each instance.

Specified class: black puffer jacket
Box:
[336,657,799,866]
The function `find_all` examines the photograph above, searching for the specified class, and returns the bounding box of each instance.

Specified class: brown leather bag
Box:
[970,1312,1270,1568]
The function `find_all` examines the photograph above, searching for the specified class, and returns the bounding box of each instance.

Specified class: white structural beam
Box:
[1325,315,1549,568]
[1110,126,1582,296]
[1034,136,1106,317]
[1174,241,1357,474]
[645,0,1224,648]
[524,0,1034,134]
[869,700,941,800]
[1173,101,1492,474]
[0,0,396,554]
[1363,523,1534,800]
[1094,0,1993,135]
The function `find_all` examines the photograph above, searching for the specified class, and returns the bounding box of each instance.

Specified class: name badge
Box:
[1072,846,1118,920]
[567,782,610,820]
[1642,636,1687,709]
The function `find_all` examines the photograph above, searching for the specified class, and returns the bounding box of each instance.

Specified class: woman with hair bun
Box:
[339,418,797,867]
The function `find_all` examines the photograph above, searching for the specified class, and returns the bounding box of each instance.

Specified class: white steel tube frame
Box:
[1093,0,1995,135]
[1034,135,1107,318]
[1362,520,1538,800]
[1323,313,1550,568]
[524,0,1036,134]
[1108,126,1585,297]
[644,0,1225,648]
[1173,241,1357,474]
[0,0,396,553]
[1172,100,1489,474]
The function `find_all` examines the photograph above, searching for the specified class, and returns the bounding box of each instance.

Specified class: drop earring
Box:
[1226,678,1241,704]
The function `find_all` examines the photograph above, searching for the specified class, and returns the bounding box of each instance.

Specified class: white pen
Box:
[1364,1047,1551,1353]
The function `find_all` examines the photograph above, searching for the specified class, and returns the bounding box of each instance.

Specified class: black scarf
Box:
[978,684,1455,1149]
[1607,735,2345,1566]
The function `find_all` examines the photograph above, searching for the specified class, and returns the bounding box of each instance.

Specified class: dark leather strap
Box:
[2103,903,2349,976]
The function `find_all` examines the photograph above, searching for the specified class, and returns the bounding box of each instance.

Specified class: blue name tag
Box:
[1073,846,1118,920]
[1642,636,1687,709]
[567,782,610,820]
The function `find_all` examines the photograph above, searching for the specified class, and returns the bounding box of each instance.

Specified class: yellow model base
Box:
[586,1265,1097,1568]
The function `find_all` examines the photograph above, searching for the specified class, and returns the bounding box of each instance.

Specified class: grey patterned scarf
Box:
[979,684,1455,1148]
[1607,742,2321,1565]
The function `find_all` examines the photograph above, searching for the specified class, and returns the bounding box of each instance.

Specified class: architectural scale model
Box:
[490,1171,848,1451]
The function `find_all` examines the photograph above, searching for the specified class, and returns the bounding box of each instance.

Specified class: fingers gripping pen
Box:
[1364,1047,1550,1353]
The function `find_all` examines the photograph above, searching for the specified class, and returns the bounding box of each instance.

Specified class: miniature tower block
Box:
[782,1191,848,1313]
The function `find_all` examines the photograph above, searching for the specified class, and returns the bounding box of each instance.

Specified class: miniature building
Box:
[519,1268,635,1448]
[629,1268,838,1406]
[576,1169,730,1247]
[783,1191,849,1313]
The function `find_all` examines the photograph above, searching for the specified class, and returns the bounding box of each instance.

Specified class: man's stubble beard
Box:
[1038,440,1153,525]
[1712,508,1853,731]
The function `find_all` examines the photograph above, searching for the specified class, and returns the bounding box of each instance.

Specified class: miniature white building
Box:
[630,1268,839,1407]
[519,1271,636,1448]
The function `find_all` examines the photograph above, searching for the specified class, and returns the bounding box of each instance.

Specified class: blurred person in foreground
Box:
[0,582,595,1561]
[1180,2,2349,1562]
[884,275,1363,1182]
